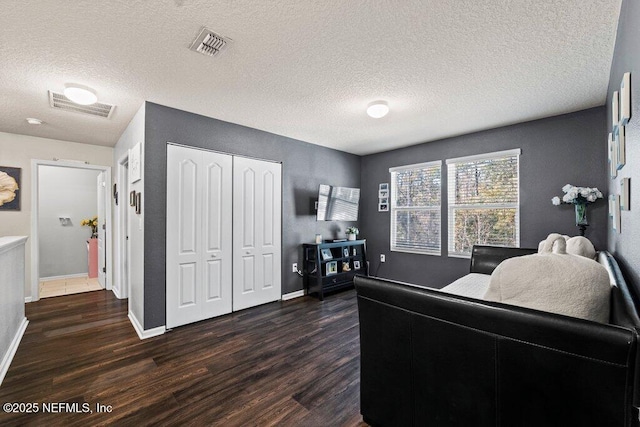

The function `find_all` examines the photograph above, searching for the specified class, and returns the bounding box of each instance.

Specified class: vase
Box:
[575,202,588,226]
[347,233,356,241]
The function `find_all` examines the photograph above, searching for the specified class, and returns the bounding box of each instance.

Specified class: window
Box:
[390,161,442,254]
[447,149,520,257]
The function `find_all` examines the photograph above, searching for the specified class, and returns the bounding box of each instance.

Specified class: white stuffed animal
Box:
[485,233,610,323]
[537,234,596,259]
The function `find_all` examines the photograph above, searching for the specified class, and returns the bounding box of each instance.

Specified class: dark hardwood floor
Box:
[0,289,366,426]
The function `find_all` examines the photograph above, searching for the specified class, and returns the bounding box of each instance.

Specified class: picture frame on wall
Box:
[614,195,621,233]
[615,126,626,170]
[135,192,142,215]
[130,190,136,206]
[609,194,615,218]
[621,178,630,211]
[612,90,619,129]
[620,72,632,125]
[0,166,21,211]
[378,203,389,212]
[609,132,618,179]
[129,142,142,184]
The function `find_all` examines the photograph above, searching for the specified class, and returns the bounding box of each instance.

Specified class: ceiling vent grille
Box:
[48,91,115,118]
[189,27,230,57]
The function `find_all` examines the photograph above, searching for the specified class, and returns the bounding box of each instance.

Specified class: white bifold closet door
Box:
[166,144,233,328]
[167,145,282,328]
[232,156,282,311]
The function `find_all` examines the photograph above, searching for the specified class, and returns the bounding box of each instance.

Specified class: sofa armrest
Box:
[469,245,537,275]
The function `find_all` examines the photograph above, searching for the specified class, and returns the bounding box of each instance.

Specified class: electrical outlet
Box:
[380,254,386,263]
[292,263,298,272]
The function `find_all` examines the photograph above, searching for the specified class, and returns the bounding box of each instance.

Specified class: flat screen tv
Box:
[316,184,360,221]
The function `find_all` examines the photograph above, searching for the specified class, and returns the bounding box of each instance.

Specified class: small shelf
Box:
[303,239,368,300]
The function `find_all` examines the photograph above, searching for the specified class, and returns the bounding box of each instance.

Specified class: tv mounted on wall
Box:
[316,184,360,221]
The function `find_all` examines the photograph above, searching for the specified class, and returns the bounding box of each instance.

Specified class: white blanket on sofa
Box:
[440,273,491,299]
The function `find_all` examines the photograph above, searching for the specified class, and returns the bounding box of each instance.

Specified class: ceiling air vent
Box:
[189,27,230,57]
[48,91,115,119]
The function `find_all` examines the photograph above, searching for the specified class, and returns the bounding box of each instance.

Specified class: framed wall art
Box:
[0,166,21,211]
[615,126,626,170]
[135,192,142,215]
[612,90,619,129]
[620,72,631,125]
[609,132,618,179]
[129,142,142,184]
[621,178,630,211]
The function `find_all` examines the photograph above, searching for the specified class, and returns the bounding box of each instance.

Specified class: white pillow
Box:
[485,234,610,323]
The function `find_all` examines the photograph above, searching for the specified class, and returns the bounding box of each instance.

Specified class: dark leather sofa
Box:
[354,245,640,427]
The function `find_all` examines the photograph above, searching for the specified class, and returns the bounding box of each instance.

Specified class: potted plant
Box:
[346,226,359,241]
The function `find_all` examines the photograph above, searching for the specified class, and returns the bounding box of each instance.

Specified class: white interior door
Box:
[97,171,106,288]
[166,145,233,328]
[233,157,282,311]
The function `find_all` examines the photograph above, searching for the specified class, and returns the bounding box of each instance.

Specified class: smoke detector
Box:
[189,27,230,57]
[48,91,115,119]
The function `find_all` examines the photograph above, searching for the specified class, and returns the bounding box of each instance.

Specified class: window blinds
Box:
[390,161,442,254]
[447,149,520,256]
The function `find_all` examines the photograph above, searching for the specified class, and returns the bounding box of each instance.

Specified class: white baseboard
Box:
[24,297,32,303]
[128,311,165,340]
[40,273,87,282]
[0,317,28,386]
[112,286,123,299]
[282,289,305,301]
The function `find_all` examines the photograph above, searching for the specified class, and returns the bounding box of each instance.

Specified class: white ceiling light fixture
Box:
[367,101,389,118]
[26,117,43,125]
[63,83,98,105]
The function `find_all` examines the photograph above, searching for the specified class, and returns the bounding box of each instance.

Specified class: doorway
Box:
[114,154,130,299]
[30,160,113,302]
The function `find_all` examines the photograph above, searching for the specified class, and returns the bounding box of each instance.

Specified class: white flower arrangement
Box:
[551,184,603,206]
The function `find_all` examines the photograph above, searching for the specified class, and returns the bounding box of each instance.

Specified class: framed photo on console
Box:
[326,261,338,275]
[320,248,333,260]
[353,260,361,270]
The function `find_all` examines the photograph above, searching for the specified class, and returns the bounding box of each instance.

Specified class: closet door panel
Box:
[202,152,233,315]
[167,145,232,328]
[233,157,282,311]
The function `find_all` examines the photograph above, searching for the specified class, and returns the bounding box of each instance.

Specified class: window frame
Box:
[446,149,521,258]
[389,160,442,256]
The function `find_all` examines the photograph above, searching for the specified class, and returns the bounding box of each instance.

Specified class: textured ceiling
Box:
[0,0,621,155]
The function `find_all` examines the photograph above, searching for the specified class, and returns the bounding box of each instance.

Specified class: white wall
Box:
[113,104,145,329]
[38,166,100,278]
[0,132,113,298]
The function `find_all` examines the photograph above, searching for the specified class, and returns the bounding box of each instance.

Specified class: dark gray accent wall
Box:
[143,102,360,329]
[607,0,640,295]
[361,108,607,289]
